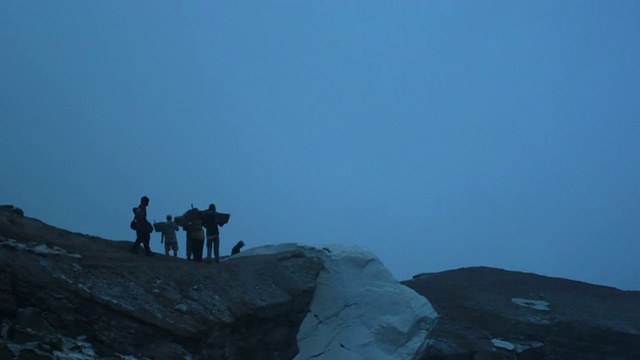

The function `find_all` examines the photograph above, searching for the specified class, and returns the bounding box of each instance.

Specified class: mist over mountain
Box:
[2,1,639,294]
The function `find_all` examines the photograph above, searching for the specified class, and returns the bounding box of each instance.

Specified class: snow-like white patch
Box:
[53,336,97,359]
[32,244,82,258]
[6,335,98,360]
[241,243,438,360]
[511,298,550,311]
[0,237,82,258]
[0,237,28,251]
[492,338,515,350]
[492,338,544,353]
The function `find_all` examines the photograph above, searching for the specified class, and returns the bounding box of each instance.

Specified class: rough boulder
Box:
[238,244,438,359]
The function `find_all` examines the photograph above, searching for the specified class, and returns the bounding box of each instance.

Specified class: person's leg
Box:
[186,235,192,260]
[191,237,196,259]
[192,236,198,261]
[143,233,152,255]
[132,232,143,252]
[213,235,220,263]
[194,239,204,262]
[206,236,213,259]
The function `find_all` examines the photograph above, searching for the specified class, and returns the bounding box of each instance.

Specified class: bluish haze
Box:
[1,1,639,289]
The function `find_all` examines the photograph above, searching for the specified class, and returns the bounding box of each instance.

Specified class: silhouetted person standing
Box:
[203,203,221,263]
[131,196,153,256]
[186,208,205,262]
[161,214,179,257]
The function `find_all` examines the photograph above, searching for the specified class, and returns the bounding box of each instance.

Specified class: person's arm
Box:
[161,232,164,244]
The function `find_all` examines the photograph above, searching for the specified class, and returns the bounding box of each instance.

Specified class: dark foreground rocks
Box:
[0,205,323,359]
[403,266,640,360]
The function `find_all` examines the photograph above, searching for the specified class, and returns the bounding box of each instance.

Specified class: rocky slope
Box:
[0,205,436,360]
[0,205,324,359]
[403,267,640,359]
[2,204,639,359]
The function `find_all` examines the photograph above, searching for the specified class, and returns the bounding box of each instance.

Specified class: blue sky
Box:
[1,1,639,290]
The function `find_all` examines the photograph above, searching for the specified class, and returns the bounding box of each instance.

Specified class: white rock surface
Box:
[0,237,81,258]
[491,338,545,353]
[240,243,438,360]
[491,338,515,350]
[511,297,551,311]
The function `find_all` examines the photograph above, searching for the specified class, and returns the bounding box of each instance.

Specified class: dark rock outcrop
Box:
[0,205,324,359]
[403,266,640,359]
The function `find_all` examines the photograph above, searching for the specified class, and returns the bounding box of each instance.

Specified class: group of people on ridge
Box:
[130,196,245,262]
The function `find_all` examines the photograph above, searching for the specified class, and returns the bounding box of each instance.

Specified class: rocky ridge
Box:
[0,205,436,360]
[0,205,323,359]
[2,204,639,359]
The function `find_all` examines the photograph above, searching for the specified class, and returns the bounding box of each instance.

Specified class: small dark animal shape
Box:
[231,240,245,255]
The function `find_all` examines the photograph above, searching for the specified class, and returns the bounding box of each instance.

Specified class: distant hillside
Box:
[403,266,640,359]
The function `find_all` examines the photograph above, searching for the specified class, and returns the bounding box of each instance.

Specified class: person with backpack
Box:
[131,196,153,256]
[203,203,222,263]
[185,207,205,262]
[160,214,180,257]
[173,213,191,260]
